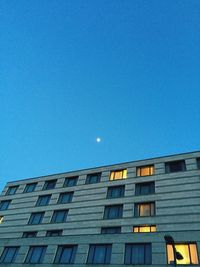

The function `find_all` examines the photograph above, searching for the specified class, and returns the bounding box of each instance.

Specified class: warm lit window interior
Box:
[133,225,156,233]
[137,165,154,176]
[110,169,127,180]
[167,243,199,265]
[0,216,4,224]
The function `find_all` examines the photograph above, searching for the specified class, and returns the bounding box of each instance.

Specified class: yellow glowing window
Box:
[167,243,199,265]
[0,216,3,224]
[110,169,127,180]
[136,165,154,176]
[133,225,156,233]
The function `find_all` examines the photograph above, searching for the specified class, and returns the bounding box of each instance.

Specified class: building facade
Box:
[0,151,200,266]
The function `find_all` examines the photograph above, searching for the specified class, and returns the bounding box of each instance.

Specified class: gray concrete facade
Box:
[0,151,200,266]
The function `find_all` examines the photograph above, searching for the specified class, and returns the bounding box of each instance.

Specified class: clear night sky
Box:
[1,1,200,191]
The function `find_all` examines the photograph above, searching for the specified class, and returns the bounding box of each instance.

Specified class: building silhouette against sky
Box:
[0,151,199,266]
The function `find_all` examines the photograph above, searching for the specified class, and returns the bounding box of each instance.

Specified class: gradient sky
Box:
[1,0,200,191]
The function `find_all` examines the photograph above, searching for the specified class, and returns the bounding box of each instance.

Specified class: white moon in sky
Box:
[96,137,101,143]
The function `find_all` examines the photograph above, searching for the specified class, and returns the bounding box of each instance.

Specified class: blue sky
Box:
[1,0,200,191]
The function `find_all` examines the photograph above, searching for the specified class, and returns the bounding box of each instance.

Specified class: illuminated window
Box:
[58,192,73,204]
[135,182,155,195]
[64,177,78,187]
[36,195,51,206]
[125,243,152,264]
[101,227,121,234]
[107,185,125,198]
[0,247,19,263]
[0,216,4,224]
[28,212,44,225]
[54,245,77,264]
[51,210,68,223]
[46,230,63,237]
[167,243,199,265]
[22,232,37,238]
[25,246,47,264]
[134,202,155,217]
[86,173,101,184]
[0,200,11,211]
[136,165,154,176]
[24,183,37,193]
[165,160,186,173]
[104,205,123,219]
[43,179,57,190]
[133,225,156,233]
[110,169,127,180]
[87,244,112,264]
[6,186,18,195]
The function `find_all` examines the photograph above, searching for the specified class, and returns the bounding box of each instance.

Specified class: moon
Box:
[96,137,101,143]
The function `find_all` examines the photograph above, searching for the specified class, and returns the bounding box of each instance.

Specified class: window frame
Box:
[54,245,77,264]
[134,202,155,217]
[46,230,63,237]
[6,186,19,195]
[101,227,121,234]
[43,179,57,190]
[58,192,73,204]
[109,169,127,180]
[87,244,112,264]
[28,212,45,225]
[0,200,11,211]
[51,209,68,223]
[133,225,156,233]
[0,246,19,263]
[136,165,154,177]
[36,194,51,206]
[64,177,78,187]
[107,185,125,198]
[85,173,101,184]
[135,181,155,195]
[165,160,186,173]
[196,158,200,169]
[25,246,47,264]
[104,204,123,219]
[124,243,152,264]
[24,183,37,193]
[22,232,37,238]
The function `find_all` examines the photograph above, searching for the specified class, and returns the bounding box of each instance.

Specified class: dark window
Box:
[107,185,125,198]
[54,245,77,264]
[101,227,121,234]
[24,183,37,193]
[136,165,154,176]
[58,192,73,204]
[0,200,11,211]
[165,160,186,173]
[36,195,51,206]
[46,230,63,237]
[86,173,101,184]
[6,186,18,195]
[104,205,123,219]
[125,243,152,264]
[25,246,47,264]
[135,182,155,195]
[197,158,200,169]
[51,210,68,223]
[87,244,112,264]
[64,177,78,187]
[135,202,155,217]
[0,247,19,263]
[22,232,37,238]
[28,212,45,225]
[43,179,57,190]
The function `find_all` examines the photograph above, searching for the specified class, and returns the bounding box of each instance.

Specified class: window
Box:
[0,200,11,210]
[87,244,112,264]
[167,243,199,265]
[125,243,152,264]
[36,195,51,206]
[107,185,125,198]
[101,227,121,234]
[104,205,123,219]
[46,230,63,237]
[6,186,18,195]
[165,160,186,173]
[196,158,200,169]
[28,212,44,224]
[133,225,156,233]
[110,169,127,180]
[58,192,73,204]
[64,177,78,187]
[43,179,57,190]
[51,210,68,223]
[0,247,19,263]
[86,173,101,184]
[134,202,155,217]
[135,182,155,195]
[0,216,4,224]
[136,165,154,176]
[24,183,37,193]
[25,246,47,264]
[22,232,37,238]
[54,245,77,264]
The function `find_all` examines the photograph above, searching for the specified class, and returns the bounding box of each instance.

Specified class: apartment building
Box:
[0,151,199,266]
